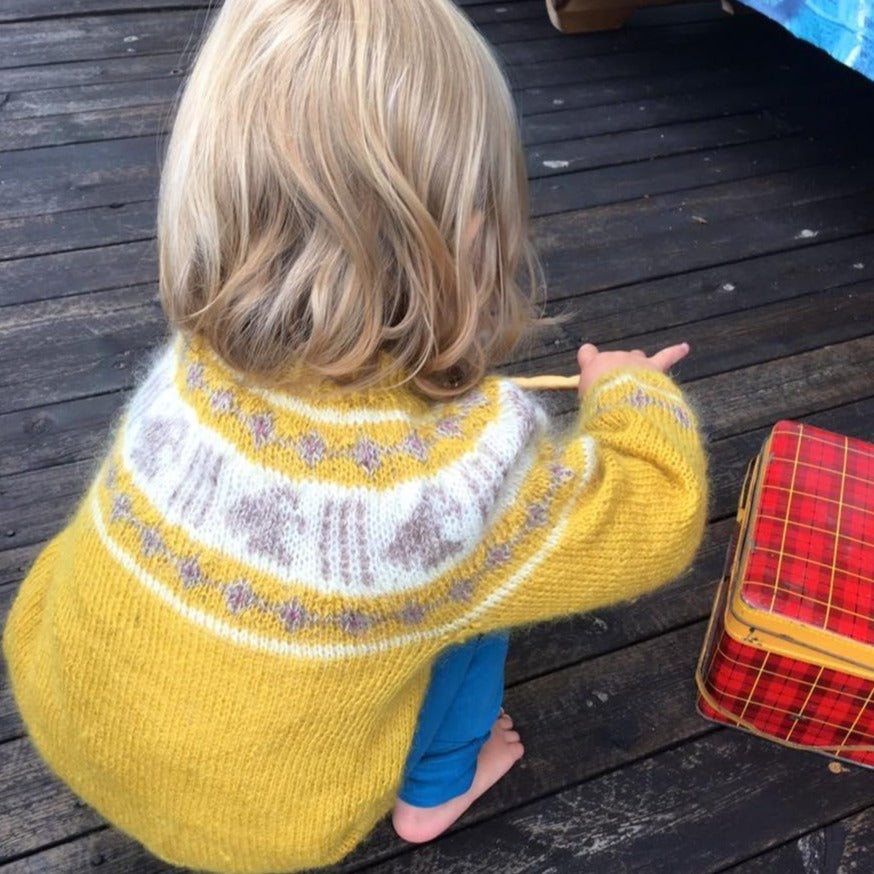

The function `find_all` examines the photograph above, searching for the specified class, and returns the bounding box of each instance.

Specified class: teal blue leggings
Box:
[398,631,510,807]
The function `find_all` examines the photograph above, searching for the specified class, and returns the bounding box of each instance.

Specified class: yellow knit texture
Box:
[3,337,708,873]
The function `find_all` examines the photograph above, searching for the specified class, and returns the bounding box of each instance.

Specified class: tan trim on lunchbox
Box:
[723,603,874,679]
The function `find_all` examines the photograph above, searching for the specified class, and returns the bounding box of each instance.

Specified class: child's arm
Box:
[462,341,707,634]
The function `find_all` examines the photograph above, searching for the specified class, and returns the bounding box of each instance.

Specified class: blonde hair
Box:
[158,0,545,398]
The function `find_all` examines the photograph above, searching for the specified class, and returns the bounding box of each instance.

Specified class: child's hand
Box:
[577,342,690,396]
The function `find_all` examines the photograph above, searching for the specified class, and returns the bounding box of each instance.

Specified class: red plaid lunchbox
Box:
[696,420,874,768]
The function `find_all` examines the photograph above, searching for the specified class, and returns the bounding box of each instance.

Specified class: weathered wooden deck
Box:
[2,1,874,871]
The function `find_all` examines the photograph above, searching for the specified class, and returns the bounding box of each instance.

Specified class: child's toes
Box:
[498,712,513,728]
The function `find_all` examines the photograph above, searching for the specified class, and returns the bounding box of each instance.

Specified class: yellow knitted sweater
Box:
[3,334,707,873]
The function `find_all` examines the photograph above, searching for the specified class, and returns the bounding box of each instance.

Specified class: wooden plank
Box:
[530,159,874,257]
[361,731,874,874]
[522,73,870,150]
[0,200,155,260]
[0,52,192,94]
[0,586,22,742]
[614,284,874,381]
[0,390,127,477]
[527,111,795,179]
[545,0,696,33]
[691,337,874,441]
[2,75,182,121]
[0,239,156,307]
[628,0,728,25]
[531,135,871,217]
[526,281,874,382]
[538,236,874,354]
[501,18,793,90]
[0,135,160,221]
[0,283,157,336]
[0,544,41,587]
[514,54,786,116]
[0,827,164,874]
[723,806,874,873]
[456,0,546,24]
[465,9,559,43]
[462,0,719,22]
[496,19,735,65]
[0,289,164,415]
[543,235,874,329]
[0,0,210,22]
[549,283,874,385]
[0,736,106,863]
[0,10,209,70]
[541,188,874,295]
[0,104,171,154]
[0,458,96,555]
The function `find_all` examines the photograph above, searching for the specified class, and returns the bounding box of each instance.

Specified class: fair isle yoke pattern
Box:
[3,334,708,874]
[97,337,588,657]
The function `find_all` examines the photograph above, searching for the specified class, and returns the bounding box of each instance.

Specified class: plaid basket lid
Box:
[733,420,874,668]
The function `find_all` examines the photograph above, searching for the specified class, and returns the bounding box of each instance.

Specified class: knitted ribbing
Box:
[3,335,707,873]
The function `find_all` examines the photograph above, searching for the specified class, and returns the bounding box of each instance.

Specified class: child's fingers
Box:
[648,342,690,372]
[577,343,599,369]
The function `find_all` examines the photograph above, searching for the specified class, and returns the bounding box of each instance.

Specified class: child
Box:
[2,1,708,872]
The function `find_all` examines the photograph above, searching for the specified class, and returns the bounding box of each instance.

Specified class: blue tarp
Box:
[743,0,874,81]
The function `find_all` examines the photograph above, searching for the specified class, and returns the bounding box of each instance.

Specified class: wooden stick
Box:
[509,374,580,391]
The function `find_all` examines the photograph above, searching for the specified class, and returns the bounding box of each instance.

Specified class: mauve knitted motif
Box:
[3,334,707,873]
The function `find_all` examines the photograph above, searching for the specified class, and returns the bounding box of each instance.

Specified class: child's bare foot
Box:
[392,712,524,844]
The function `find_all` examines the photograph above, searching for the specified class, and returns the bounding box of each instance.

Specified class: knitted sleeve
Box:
[453,367,708,637]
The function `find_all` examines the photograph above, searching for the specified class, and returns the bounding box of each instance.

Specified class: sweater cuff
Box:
[580,368,696,432]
